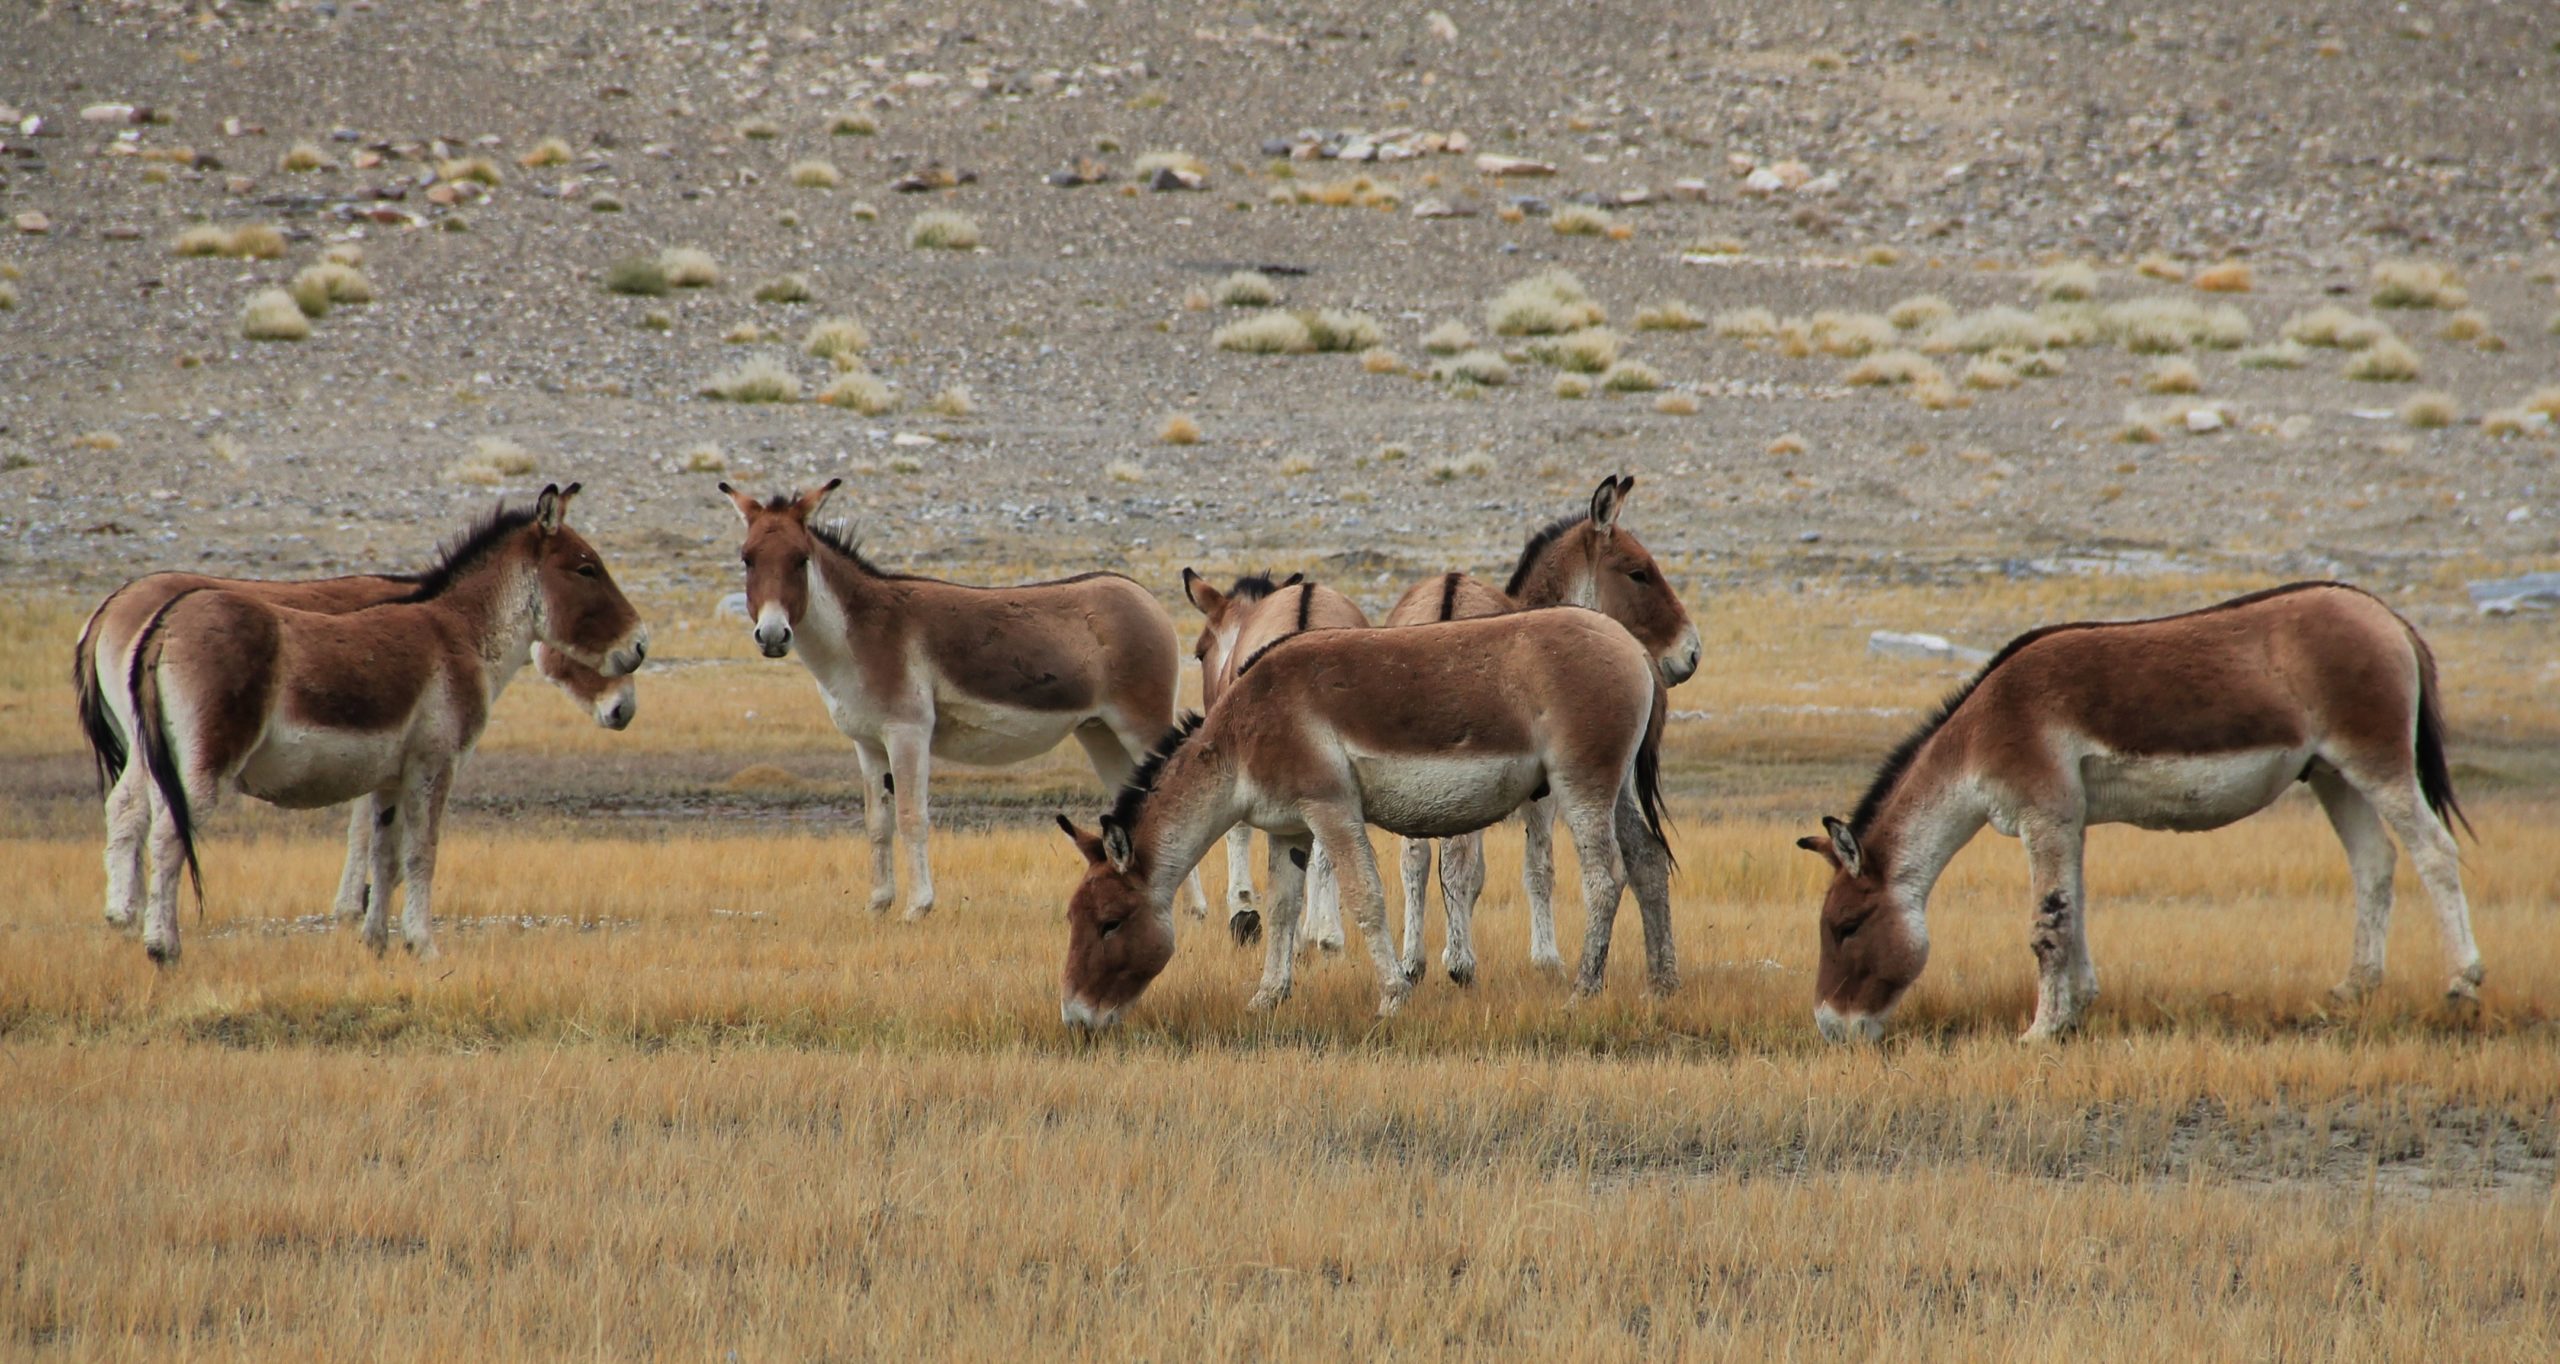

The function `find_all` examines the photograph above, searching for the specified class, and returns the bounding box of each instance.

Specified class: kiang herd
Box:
[72,476,2488,1045]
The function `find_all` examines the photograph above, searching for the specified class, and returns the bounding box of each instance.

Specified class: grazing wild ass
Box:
[1381,475,1701,985]
[725,481,1202,919]
[1057,609,1677,1030]
[1798,582,2481,1044]
[78,571,634,934]
[126,485,647,963]
[1180,568,1371,950]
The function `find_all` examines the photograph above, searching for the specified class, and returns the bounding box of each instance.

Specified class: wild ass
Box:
[79,570,635,934]
[725,481,1202,919]
[1798,582,2481,1044]
[125,484,645,964]
[1180,568,1371,950]
[1381,475,1701,986]
[1057,609,1678,1029]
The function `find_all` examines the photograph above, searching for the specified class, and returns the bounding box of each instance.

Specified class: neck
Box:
[1511,543,1590,609]
[1862,733,1990,919]
[1131,742,1243,915]
[431,553,543,698]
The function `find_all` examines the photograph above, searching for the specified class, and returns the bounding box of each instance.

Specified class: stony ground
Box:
[4,0,2559,603]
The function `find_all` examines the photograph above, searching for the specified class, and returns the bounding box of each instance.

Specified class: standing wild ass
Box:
[1382,475,1701,986]
[1798,582,2482,1044]
[79,570,635,934]
[1180,568,1371,950]
[725,481,1202,919]
[1057,609,1678,1028]
[126,484,647,963]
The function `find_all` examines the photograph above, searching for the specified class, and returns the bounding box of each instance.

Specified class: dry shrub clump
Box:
[2524,386,2560,420]
[1427,451,1498,480]
[1843,349,1944,387]
[1213,311,1314,355]
[1534,326,1621,373]
[659,248,720,288]
[788,160,842,190]
[1213,271,1278,308]
[237,289,310,341]
[1552,373,1592,400]
[1887,294,1954,331]
[679,442,727,474]
[279,140,331,173]
[1486,270,1605,336]
[1434,349,1513,387]
[605,257,669,296]
[2369,259,2465,309]
[2281,306,2391,350]
[1105,458,1147,484]
[2134,250,2186,281]
[1632,300,1703,332]
[703,357,802,403]
[1421,320,1475,355]
[1962,359,2020,390]
[1551,205,1613,237]
[1810,311,1894,358]
[1713,306,1780,340]
[1359,347,1403,375]
[908,212,981,251]
[2236,341,2309,370]
[1652,390,1699,415]
[0,280,16,311]
[1132,150,1208,180]
[803,316,869,364]
[736,117,781,141]
[2192,261,2253,293]
[830,111,879,137]
[2398,392,2457,429]
[1156,413,1201,445]
[519,137,574,168]
[2437,309,2496,346]
[2099,297,2249,353]
[1925,307,2061,354]
[2032,261,2099,301]
[1599,361,1662,393]
[924,385,975,419]
[437,156,502,187]
[2344,337,2422,382]
[2011,350,2067,378]
[1301,309,1384,353]
[175,223,287,260]
[2144,358,2203,394]
[444,435,537,485]
[753,274,815,304]
[817,370,894,415]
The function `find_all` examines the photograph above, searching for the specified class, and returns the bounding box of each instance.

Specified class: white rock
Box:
[1475,154,1555,177]
[1410,197,1475,219]
[1669,178,1711,201]
[2184,407,2225,433]
[1868,630,1992,665]
[80,103,138,123]
[1426,11,1459,42]
[1742,167,1786,195]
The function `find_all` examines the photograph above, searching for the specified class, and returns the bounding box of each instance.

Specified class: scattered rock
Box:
[2467,573,2560,616]
[1476,154,1556,177]
[890,164,976,193]
[1507,195,1551,217]
[221,117,263,137]
[2184,406,2226,433]
[1410,197,1474,219]
[100,224,142,241]
[1045,157,1112,187]
[1869,630,1993,665]
[1146,165,1205,191]
[80,103,148,124]
[1669,178,1711,201]
[12,211,50,234]
[1742,167,1787,196]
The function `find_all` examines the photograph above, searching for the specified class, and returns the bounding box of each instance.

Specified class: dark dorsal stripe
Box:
[1849,580,2364,838]
[1437,572,1462,621]
[400,506,541,602]
[1107,712,1206,833]
[1294,582,1314,633]
[1504,513,1588,599]
[805,520,1126,591]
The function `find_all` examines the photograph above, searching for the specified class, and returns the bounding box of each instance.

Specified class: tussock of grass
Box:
[2479,407,2546,439]
[830,112,878,137]
[703,357,802,403]
[2281,306,2389,350]
[1910,380,1971,411]
[1421,321,1475,355]
[606,258,669,296]
[1887,295,1954,331]
[1632,301,1703,332]
[1427,452,1497,481]
[2032,261,2098,301]
[1599,361,1662,393]
[789,160,842,190]
[437,156,502,187]
[2192,261,2253,293]
[1277,453,1316,477]
[679,442,726,473]
[1486,270,1604,336]
[736,118,781,141]
[519,137,574,169]
[237,289,310,342]
[1862,244,1903,267]
[804,317,869,363]
[1534,327,1621,373]
[2144,358,2202,394]
[2344,338,2421,382]
[2524,387,2560,420]
[2437,309,2491,343]
[1289,175,1401,210]
[1552,373,1592,400]
[2134,251,2185,281]
[1767,433,1808,456]
[1359,347,1403,375]
[1213,271,1278,308]
[1106,458,1146,483]
[659,248,720,289]
[1925,307,2060,354]
[2370,259,2464,309]
[2399,392,2457,429]
[1156,414,1201,445]
[1552,205,1613,237]
[924,385,976,419]
[280,141,330,173]
[1713,307,1780,340]
[175,224,287,260]
[2010,350,2066,379]
[0,280,15,311]
[753,274,815,304]
[2098,297,2249,353]
[1653,390,1699,415]
[2235,341,2308,370]
[1962,359,2020,391]
[1214,311,1314,355]
[443,436,536,486]
[1302,309,1384,353]
[1810,311,1894,358]
[908,211,981,251]
[1434,349,1513,387]
[816,370,893,414]
[1843,349,1943,387]
[1133,150,1208,179]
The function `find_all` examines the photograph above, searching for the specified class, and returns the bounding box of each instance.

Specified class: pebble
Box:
[1410,197,1474,219]
[1146,165,1205,191]
[12,211,50,234]
[1476,154,1556,177]
[80,103,146,124]
[2184,407,2226,433]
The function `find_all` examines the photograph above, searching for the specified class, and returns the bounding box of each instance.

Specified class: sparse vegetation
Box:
[174,223,287,260]
[606,258,670,296]
[1421,321,1475,355]
[1213,271,1278,308]
[1843,350,1945,387]
[1652,390,1699,415]
[2369,259,2465,309]
[803,316,869,364]
[1887,295,1954,331]
[1434,349,1514,387]
[1359,347,1403,375]
[2144,358,2202,394]
[789,160,843,190]
[2438,309,2492,343]
[238,289,310,341]
[0,280,16,311]
[1962,359,2021,391]
[753,274,815,305]
[1486,270,1604,336]
[909,211,982,251]
[924,385,976,419]
[829,112,879,137]
[1925,308,2060,354]
[736,118,781,141]
[437,156,502,187]
[1551,205,1614,237]
[1767,433,1808,456]
[1426,451,1498,481]
[2282,306,2390,350]
[1552,373,1591,400]
[816,370,894,415]
[703,357,803,403]
[1156,413,1201,445]
[2344,337,2422,382]
[2398,391,2457,428]
[1106,457,1146,483]
[1302,309,1385,353]
[443,435,536,486]
[292,262,372,312]
[679,442,727,473]
[1713,307,1781,340]
[2236,341,2309,370]
[280,141,330,173]
[2193,261,2253,293]
[2133,251,2185,282]
[1599,361,1662,393]
[1213,311,1315,355]
[2033,261,2098,301]
[519,137,574,169]
[1810,311,1895,358]
[1632,301,1703,332]
[659,248,721,289]
[1536,327,1621,374]
[2098,297,2249,353]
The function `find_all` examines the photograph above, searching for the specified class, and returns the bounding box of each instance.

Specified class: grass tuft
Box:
[1633,301,1703,332]
[1534,327,1621,373]
[1552,205,1614,237]
[603,258,667,296]
[789,160,842,190]
[753,274,815,305]
[703,357,802,403]
[830,112,879,137]
[280,141,330,173]
[2144,358,2202,394]
[1302,309,1384,353]
[1421,321,1475,355]
[1434,349,1513,387]
[2370,259,2464,309]
[1962,359,2021,391]
[2033,261,2099,301]
[1552,373,1591,400]
[238,289,310,341]
[1887,295,1954,331]
[909,211,982,251]
[2236,341,2309,370]
[1843,349,1944,387]
[2398,392,2457,429]
[1599,361,1662,393]
[519,137,574,169]
[2192,261,2253,293]
[2343,337,2421,382]
[2281,306,2389,350]
[924,385,976,419]
[1653,390,1699,415]
[1106,458,1146,483]
[1214,311,1315,355]
[1213,271,1278,308]
[1359,347,1404,375]
[659,248,720,289]
[816,370,894,414]
[1486,270,1604,336]
[1157,414,1201,445]
[804,317,869,363]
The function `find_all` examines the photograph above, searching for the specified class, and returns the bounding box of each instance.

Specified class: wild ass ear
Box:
[1181,567,1223,618]
[1821,815,1863,877]
[1097,816,1135,874]
[1795,833,1839,868]
[793,478,845,522]
[1057,814,1107,865]
[1589,474,1631,535]
[532,483,574,533]
[719,482,762,524]
[1281,572,1305,588]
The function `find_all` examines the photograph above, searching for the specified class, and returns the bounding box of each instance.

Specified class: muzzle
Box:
[1061,997,1122,1032]
[1814,1002,1885,1046]
[752,606,794,659]
[604,629,650,678]
[596,687,636,731]
[1663,625,1703,687]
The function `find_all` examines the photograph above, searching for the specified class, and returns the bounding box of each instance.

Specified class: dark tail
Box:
[129,591,204,909]
[1632,680,1675,869]
[73,596,127,798]
[2410,626,2471,840]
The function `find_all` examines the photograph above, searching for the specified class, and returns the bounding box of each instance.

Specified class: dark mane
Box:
[1107,712,1206,832]
[1504,513,1587,598]
[1224,572,1288,605]
[804,518,1126,591]
[1849,580,2356,837]
[400,505,541,601]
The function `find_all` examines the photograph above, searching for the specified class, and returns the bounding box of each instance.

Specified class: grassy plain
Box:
[3,578,2556,1358]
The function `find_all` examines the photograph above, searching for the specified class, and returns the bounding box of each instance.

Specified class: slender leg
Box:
[1437,830,1486,988]
[2364,776,2482,1001]
[101,764,152,928]
[1565,794,1633,1000]
[361,788,400,956]
[1397,838,1433,982]
[852,739,896,915]
[1222,825,1261,941]
[332,797,375,922]
[1521,793,1564,974]
[2018,816,2093,1042]
[141,771,207,966]
[1313,811,1410,1016]
[1247,835,1311,1011]
[2310,770,2396,1000]
[884,728,935,919]
[397,767,453,960]
[1615,782,1678,996]
[1300,841,1345,954]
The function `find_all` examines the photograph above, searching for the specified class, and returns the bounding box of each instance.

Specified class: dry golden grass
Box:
[1631,300,1702,332]
[2399,391,2458,429]
[802,315,868,363]
[657,246,720,288]
[1712,306,1780,339]
[702,356,802,404]
[2345,337,2422,383]
[1651,390,1698,416]
[1156,412,1201,445]
[2143,357,2203,394]
[1843,349,1944,388]
[1553,373,1592,400]
[908,210,981,251]
[237,289,310,342]
[1213,310,1315,355]
[517,136,573,168]
[1213,270,1278,308]
[2370,259,2465,310]
[787,158,841,189]
[2193,260,2254,293]
[815,369,893,414]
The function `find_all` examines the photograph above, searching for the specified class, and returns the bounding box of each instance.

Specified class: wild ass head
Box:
[1796,815,1929,1044]
[522,484,648,677]
[1181,569,1300,704]
[535,641,637,731]
[1513,475,1702,686]
[721,479,842,659]
[1055,813,1177,1031]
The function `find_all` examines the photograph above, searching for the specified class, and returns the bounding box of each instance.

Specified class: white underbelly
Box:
[930,694,1084,767]
[2081,747,2311,832]
[1348,751,1543,840]
[236,722,411,808]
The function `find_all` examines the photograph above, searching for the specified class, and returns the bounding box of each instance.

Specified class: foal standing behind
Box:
[1383,474,1701,986]
[1057,610,1676,1029]
[1799,582,2482,1044]
[1180,569,1371,949]
[127,484,647,963]
[78,570,634,932]
[724,482,1201,920]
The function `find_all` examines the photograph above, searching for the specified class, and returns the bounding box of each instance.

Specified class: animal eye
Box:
[1096,919,1122,940]
[577,563,601,579]
[1627,569,1652,584]
[1831,910,1872,940]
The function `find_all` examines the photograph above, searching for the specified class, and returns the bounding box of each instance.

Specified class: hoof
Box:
[1646,971,1680,999]
[1446,963,1476,989]
[1245,986,1287,1013]
[144,938,178,968]
[103,908,136,930]
[1531,954,1568,979]
[902,905,935,924]
[363,929,389,957]
[1375,982,1412,1017]
[2328,975,2379,1004]
[1399,958,1424,985]
[1569,971,1604,1001]
[1228,909,1262,946]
